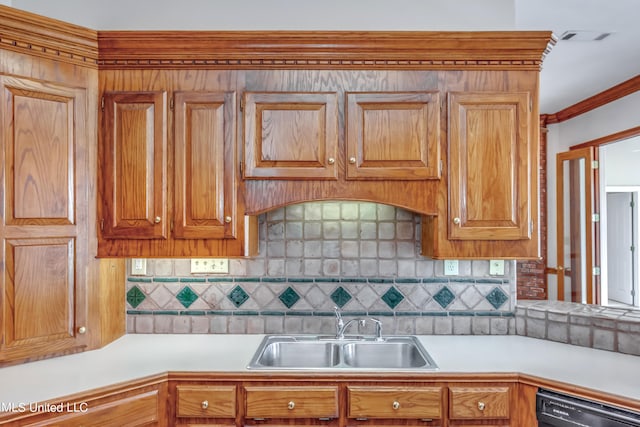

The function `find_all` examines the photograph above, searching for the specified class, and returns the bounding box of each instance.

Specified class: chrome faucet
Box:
[333,306,384,341]
[336,318,366,340]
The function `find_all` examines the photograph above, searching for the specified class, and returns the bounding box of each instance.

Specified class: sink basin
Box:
[247,335,438,370]
[251,338,340,368]
[342,339,431,369]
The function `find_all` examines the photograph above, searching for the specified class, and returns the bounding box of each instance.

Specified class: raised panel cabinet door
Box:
[101,91,168,239]
[2,238,87,361]
[346,92,440,180]
[174,92,236,239]
[243,92,338,179]
[448,92,531,240]
[0,76,88,363]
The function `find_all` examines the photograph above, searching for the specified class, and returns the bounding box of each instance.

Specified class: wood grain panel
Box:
[347,386,442,420]
[346,92,440,180]
[243,92,338,179]
[101,91,167,239]
[174,91,236,239]
[176,385,236,418]
[448,91,530,240]
[4,239,74,347]
[449,386,510,420]
[27,390,159,427]
[244,386,338,419]
[2,76,76,225]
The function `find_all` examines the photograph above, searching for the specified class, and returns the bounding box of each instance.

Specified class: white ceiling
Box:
[7,0,640,113]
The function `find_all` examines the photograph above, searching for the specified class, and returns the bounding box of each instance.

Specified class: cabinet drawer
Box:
[244,386,338,419]
[176,385,236,418]
[449,387,510,419]
[347,386,442,419]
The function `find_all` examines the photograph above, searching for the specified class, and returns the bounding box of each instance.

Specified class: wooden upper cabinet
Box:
[174,91,236,239]
[0,76,88,362]
[448,91,531,241]
[101,91,168,239]
[346,92,440,180]
[243,92,338,180]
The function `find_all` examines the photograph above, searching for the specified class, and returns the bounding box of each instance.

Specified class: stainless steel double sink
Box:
[247,335,438,370]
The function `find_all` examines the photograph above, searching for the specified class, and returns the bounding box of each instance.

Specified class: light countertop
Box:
[1,334,639,408]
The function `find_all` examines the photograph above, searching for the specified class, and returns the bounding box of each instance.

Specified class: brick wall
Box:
[517,121,548,299]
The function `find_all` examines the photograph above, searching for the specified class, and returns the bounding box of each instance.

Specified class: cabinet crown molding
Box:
[97,30,555,70]
[0,5,98,68]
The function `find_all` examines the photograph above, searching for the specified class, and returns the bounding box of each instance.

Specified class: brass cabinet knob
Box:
[392,401,400,410]
[453,217,461,225]
[287,401,295,410]
[224,216,232,223]
[154,216,161,224]
[201,400,209,409]
[77,326,86,334]
[477,401,485,411]
[327,157,335,165]
[349,157,356,164]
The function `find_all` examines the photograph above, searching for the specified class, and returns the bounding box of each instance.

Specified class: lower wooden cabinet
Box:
[449,386,510,421]
[347,386,442,421]
[0,375,542,427]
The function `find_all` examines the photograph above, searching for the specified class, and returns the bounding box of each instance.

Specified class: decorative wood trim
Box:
[571,125,640,150]
[97,30,555,70]
[546,74,640,123]
[0,5,98,68]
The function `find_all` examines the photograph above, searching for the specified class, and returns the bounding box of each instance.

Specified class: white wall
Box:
[11,0,514,30]
[0,0,12,5]
[546,91,640,299]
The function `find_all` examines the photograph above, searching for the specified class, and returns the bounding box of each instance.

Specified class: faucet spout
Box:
[333,306,344,336]
[336,318,366,340]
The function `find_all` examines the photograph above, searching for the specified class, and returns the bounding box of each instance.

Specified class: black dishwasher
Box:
[537,389,640,426]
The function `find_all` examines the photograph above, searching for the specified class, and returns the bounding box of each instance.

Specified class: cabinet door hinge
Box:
[170,219,174,232]
[592,213,600,222]
[239,161,244,177]
[592,160,599,169]
[100,96,105,111]
[530,220,534,235]
[100,219,104,231]
[529,97,533,112]
[239,95,244,112]
[169,97,174,110]
[593,266,601,276]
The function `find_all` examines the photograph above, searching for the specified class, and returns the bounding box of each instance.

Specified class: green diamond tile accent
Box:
[126,286,146,308]
[381,286,404,309]
[486,287,509,309]
[228,285,249,308]
[279,287,300,309]
[433,286,455,309]
[176,286,199,308]
[330,286,352,308]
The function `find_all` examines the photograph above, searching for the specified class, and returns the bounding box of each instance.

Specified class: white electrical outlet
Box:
[489,259,505,275]
[444,260,459,276]
[190,258,229,274]
[131,258,147,275]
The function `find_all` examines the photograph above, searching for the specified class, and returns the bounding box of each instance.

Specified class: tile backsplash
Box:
[126,202,516,335]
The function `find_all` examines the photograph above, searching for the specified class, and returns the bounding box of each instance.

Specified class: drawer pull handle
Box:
[201,400,209,409]
[453,217,461,225]
[478,401,485,411]
[349,157,357,164]
[288,401,295,410]
[224,216,232,223]
[77,326,86,334]
[154,216,161,224]
[392,401,400,410]
[327,157,335,165]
